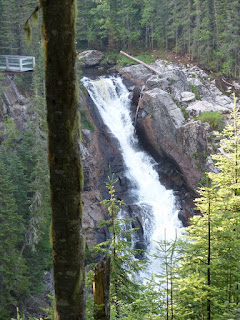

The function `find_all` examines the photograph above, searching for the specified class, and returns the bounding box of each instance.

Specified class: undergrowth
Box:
[103,51,155,66]
[195,111,223,130]
[189,82,201,100]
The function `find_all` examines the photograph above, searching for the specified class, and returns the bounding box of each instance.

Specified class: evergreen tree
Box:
[175,100,240,319]
[0,158,29,319]
[91,173,147,319]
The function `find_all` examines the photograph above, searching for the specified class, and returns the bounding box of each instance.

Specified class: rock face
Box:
[77,50,104,67]
[0,75,119,249]
[139,88,185,128]
[119,57,238,192]
[80,92,130,247]
[137,89,210,190]
[0,75,29,131]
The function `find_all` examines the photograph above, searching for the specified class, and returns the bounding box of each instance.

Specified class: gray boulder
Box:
[181,91,195,102]
[121,64,153,82]
[77,50,104,67]
[186,100,229,116]
[146,75,170,91]
[161,70,190,101]
[140,88,185,128]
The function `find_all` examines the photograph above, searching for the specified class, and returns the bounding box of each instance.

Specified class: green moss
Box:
[195,111,224,130]
[80,109,95,131]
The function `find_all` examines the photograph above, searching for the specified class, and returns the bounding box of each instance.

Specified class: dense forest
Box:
[1,0,240,77]
[1,0,240,319]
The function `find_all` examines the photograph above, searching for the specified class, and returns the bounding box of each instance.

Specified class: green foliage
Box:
[116,52,155,66]
[180,107,188,120]
[0,157,30,319]
[189,83,201,100]
[80,109,95,131]
[89,171,147,319]
[0,62,51,318]
[195,111,224,130]
[174,100,240,319]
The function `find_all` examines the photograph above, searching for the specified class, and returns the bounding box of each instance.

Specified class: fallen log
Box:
[221,77,240,90]
[120,50,160,75]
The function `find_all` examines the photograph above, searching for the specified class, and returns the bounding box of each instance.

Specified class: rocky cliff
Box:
[1,56,234,244]
[119,59,234,191]
[0,74,126,248]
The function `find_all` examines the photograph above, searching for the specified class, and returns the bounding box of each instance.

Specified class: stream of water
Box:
[82,76,181,275]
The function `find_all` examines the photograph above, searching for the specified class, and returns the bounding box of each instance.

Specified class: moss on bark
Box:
[40,0,85,319]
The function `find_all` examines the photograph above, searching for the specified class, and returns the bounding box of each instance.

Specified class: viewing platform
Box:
[0,55,35,72]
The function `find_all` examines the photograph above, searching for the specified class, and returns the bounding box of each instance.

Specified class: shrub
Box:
[195,111,223,130]
[189,82,201,100]
[180,107,188,120]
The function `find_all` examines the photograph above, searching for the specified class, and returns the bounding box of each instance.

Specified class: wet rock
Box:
[131,85,142,106]
[127,204,148,252]
[178,208,193,226]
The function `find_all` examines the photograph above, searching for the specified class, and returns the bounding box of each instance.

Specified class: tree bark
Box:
[93,258,111,320]
[41,1,85,319]
[207,183,211,320]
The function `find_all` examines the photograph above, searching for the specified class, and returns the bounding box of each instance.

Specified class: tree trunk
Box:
[93,258,111,320]
[41,1,86,319]
[120,51,160,74]
[207,183,211,320]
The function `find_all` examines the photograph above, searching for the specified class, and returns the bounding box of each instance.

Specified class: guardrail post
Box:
[32,57,35,68]
[19,58,23,71]
[5,56,9,70]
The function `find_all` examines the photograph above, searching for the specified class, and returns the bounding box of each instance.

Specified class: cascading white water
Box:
[82,76,181,274]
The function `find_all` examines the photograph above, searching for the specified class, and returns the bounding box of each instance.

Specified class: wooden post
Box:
[93,258,111,320]
[120,50,160,75]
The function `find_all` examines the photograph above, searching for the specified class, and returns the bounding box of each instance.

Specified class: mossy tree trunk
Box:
[40,1,86,319]
[93,258,111,320]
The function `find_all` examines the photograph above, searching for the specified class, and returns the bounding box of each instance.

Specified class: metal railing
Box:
[0,55,35,72]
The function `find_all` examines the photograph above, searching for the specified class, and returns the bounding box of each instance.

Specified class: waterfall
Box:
[82,76,181,275]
